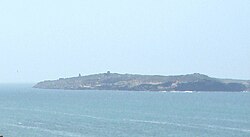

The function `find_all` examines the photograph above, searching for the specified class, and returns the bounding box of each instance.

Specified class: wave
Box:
[57,112,114,121]
[1,106,249,124]
[0,107,114,121]
[2,106,250,134]
[193,123,250,133]
[170,91,194,93]
[190,116,250,124]
[6,123,83,137]
[125,119,250,133]
[125,119,202,129]
[7,118,250,134]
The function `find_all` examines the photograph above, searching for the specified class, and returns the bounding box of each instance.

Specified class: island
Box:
[34,72,250,92]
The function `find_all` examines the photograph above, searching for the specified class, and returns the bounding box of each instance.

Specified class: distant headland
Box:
[34,72,250,92]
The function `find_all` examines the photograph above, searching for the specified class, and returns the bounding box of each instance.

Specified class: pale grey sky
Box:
[0,0,249,83]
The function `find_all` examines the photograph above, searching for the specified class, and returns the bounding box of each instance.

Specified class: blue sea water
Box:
[0,84,250,137]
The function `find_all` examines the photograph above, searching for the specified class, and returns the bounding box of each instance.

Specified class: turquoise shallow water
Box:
[0,84,250,137]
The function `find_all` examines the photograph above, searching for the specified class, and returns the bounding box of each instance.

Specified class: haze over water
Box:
[0,85,250,137]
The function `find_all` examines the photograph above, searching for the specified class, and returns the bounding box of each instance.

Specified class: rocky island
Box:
[34,72,250,92]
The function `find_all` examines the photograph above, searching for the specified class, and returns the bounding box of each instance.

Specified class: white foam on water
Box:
[58,112,114,121]
[2,106,250,124]
[2,106,250,134]
[0,107,114,121]
[169,91,195,93]
[125,119,250,133]
[6,123,83,137]
[193,123,250,133]
[184,91,193,93]
[190,116,250,124]
[125,119,207,129]
[170,91,181,93]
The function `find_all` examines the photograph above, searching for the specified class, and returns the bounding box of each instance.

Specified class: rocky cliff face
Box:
[34,72,249,92]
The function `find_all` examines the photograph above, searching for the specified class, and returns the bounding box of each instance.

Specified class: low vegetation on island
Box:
[33,72,250,92]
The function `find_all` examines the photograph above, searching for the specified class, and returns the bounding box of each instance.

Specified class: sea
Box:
[0,84,249,137]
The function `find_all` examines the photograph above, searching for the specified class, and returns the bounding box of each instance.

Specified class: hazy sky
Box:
[0,0,249,83]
